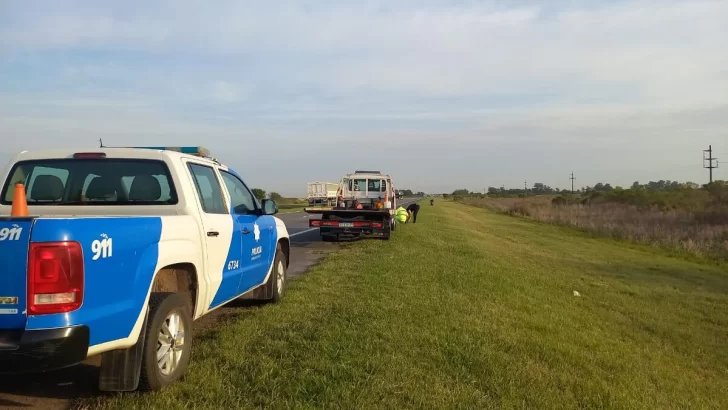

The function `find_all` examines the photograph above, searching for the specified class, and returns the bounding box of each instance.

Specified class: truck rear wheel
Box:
[383,221,392,240]
[137,292,192,391]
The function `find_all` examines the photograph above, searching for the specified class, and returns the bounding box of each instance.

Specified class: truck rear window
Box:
[1,159,178,205]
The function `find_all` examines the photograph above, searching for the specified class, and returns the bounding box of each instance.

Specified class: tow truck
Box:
[304,170,397,241]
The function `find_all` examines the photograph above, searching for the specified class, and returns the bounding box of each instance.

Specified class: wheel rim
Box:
[157,311,185,376]
[276,260,285,294]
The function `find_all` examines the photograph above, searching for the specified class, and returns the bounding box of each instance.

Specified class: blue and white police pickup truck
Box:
[0,146,290,391]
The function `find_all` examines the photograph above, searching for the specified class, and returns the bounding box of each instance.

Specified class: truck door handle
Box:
[241,228,251,234]
[207,231,219,237]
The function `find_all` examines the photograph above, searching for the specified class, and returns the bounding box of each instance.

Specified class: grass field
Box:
[462,182,728,261]
[76,201,728,409]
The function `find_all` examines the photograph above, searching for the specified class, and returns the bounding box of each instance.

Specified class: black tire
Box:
[264,243,287,303]
[382,222,392,240]
[137,292,193,391]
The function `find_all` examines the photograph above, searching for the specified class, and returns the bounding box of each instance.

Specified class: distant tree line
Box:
[397,189,426,197]
[251,188,284,201]
[448,179,724,198]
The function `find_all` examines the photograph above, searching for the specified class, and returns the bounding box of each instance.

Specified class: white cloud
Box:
[0,0,727,193]
[212,81,244,103]
[3,0,726,102]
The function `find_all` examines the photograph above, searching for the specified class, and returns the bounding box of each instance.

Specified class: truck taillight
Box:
[28,241,84,315]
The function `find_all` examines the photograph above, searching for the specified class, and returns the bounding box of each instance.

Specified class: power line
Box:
[569,171,575,194]
[703,145,718,184]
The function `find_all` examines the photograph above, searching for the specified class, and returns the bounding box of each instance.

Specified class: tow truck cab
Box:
[338,170,396,210]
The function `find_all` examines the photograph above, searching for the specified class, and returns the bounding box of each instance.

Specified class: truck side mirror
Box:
[261,199,278,215]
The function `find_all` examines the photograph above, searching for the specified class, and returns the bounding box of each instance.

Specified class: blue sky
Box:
[1,0,726,196]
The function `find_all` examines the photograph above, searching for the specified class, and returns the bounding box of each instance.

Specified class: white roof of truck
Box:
[345,171,392,179]
[8,147,223,168]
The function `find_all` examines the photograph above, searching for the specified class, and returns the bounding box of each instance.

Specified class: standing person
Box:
[406,202,421,224]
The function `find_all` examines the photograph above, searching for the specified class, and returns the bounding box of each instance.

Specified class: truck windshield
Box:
[367,180,381,191]
[1,159,177,205]
[351,179,367,192]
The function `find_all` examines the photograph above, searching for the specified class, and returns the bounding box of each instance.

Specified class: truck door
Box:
[186,162,241,309]
[217,170,273,295]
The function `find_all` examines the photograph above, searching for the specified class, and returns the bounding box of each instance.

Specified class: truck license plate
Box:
[339,222,354,227]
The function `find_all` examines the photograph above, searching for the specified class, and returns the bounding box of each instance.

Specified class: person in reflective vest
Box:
[395,206,408,223]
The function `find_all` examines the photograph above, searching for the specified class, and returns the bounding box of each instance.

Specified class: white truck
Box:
[304,170,398,241]
[306,181,339,206]
[0,146,291,392]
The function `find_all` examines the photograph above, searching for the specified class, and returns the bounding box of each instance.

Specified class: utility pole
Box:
[703,145,718,184]
[569,171,575,194]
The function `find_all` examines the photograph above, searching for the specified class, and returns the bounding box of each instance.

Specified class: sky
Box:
[1,0,726,196]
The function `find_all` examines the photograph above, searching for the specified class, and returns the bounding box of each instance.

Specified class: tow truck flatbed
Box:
[303,207,392,215]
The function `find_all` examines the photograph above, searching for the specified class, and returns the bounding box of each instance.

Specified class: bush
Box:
[457,189,728,261]
[551,196,567,207]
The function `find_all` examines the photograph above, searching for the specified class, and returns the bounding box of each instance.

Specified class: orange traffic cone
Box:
[11,183,29,217]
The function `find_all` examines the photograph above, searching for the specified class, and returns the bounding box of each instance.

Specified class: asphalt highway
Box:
[0,199,420,410]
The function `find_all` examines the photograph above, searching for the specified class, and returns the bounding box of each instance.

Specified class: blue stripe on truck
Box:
[28,217,162,347]
[0,219,33,329]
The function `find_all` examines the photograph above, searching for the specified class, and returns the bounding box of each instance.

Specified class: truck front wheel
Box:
[137,292,193,391]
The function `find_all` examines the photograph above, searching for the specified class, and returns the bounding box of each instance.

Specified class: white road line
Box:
[289,227,319,238]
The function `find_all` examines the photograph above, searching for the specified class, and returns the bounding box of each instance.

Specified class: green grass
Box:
[75,201,728,409]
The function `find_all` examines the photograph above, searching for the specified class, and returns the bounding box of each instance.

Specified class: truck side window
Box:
[219,170,257,215]
[187,163,228,214]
